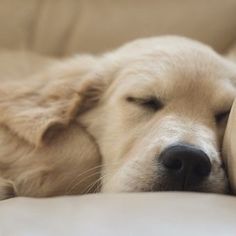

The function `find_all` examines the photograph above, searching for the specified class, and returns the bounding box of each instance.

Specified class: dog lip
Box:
[150,180,207,192]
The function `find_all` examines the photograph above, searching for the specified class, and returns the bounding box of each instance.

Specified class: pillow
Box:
[223,43,236,194]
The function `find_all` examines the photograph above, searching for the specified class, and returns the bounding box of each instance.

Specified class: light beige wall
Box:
[0,0,236,56]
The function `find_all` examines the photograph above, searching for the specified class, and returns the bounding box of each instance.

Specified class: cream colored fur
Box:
[0,36,236,199]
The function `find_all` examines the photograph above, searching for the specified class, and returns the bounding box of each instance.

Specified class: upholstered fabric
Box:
[1,0,236,56]
[223,100,236,194]
[1,193,236,236]
[222,43,236,193]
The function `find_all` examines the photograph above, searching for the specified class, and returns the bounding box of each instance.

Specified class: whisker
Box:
[66,160,121,195]
[83,171,112,194]
[66,171,101,194]
[83,176,104,194]
[65,166,101,190]
[65,163,113,194]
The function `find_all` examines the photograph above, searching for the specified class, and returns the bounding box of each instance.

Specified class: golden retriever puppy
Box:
[0,36,236,200]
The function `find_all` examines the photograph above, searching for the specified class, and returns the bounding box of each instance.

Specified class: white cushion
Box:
[1,193,236,236]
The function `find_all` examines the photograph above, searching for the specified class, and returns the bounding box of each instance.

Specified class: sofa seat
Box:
[1,193,236,236]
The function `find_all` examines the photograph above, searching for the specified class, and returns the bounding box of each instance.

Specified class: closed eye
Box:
[215,111,230,124]
[126,96,163,111]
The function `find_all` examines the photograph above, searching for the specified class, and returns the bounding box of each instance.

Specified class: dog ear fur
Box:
[0,56,106,147]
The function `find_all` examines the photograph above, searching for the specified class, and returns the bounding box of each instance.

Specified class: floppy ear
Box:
[0,56,105,146]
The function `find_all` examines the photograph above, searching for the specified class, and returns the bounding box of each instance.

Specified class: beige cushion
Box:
[226,43,236,62]
[1,193,236,236]
[0,49,55,80]
[223,100,236,193]
[1,0,236,56]
[223,42,236,193]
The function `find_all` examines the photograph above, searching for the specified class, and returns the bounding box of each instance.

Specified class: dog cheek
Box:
[101,144,158,193]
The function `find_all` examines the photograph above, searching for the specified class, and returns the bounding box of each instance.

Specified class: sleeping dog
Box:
[0,36,236,199]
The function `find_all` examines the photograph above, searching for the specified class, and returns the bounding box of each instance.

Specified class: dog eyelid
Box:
[126,96,163,111]
[215,110,230,123]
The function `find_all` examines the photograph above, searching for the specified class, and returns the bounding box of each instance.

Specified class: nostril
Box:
[194,160,211,177]
[163,158,182,171]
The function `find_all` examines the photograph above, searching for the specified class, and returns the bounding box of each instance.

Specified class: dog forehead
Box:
[105,37,236,103]
[115,39,223,80]
[115,52,225,96]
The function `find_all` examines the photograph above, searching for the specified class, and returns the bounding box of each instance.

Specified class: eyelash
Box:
[215,111,230,123]
[126,96,163,111]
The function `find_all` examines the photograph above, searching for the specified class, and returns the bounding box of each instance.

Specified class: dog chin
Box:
[150,182,228,194]
[101,178,229,194]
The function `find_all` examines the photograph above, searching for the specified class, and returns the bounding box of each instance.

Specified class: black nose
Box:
[159,144,211,189]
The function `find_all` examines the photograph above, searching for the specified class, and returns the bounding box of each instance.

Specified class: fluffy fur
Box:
[0,36,236,200]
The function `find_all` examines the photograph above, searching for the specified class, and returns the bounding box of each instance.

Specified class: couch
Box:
[0,0,236,235]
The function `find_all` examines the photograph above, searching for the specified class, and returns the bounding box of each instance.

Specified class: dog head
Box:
[79,36,236,194]
[3,36,236,194]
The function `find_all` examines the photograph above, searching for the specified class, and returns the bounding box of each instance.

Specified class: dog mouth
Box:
[149,177,216,193]
[128,172,229,194]
[134,169,229,194]
[147,175,229,194]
